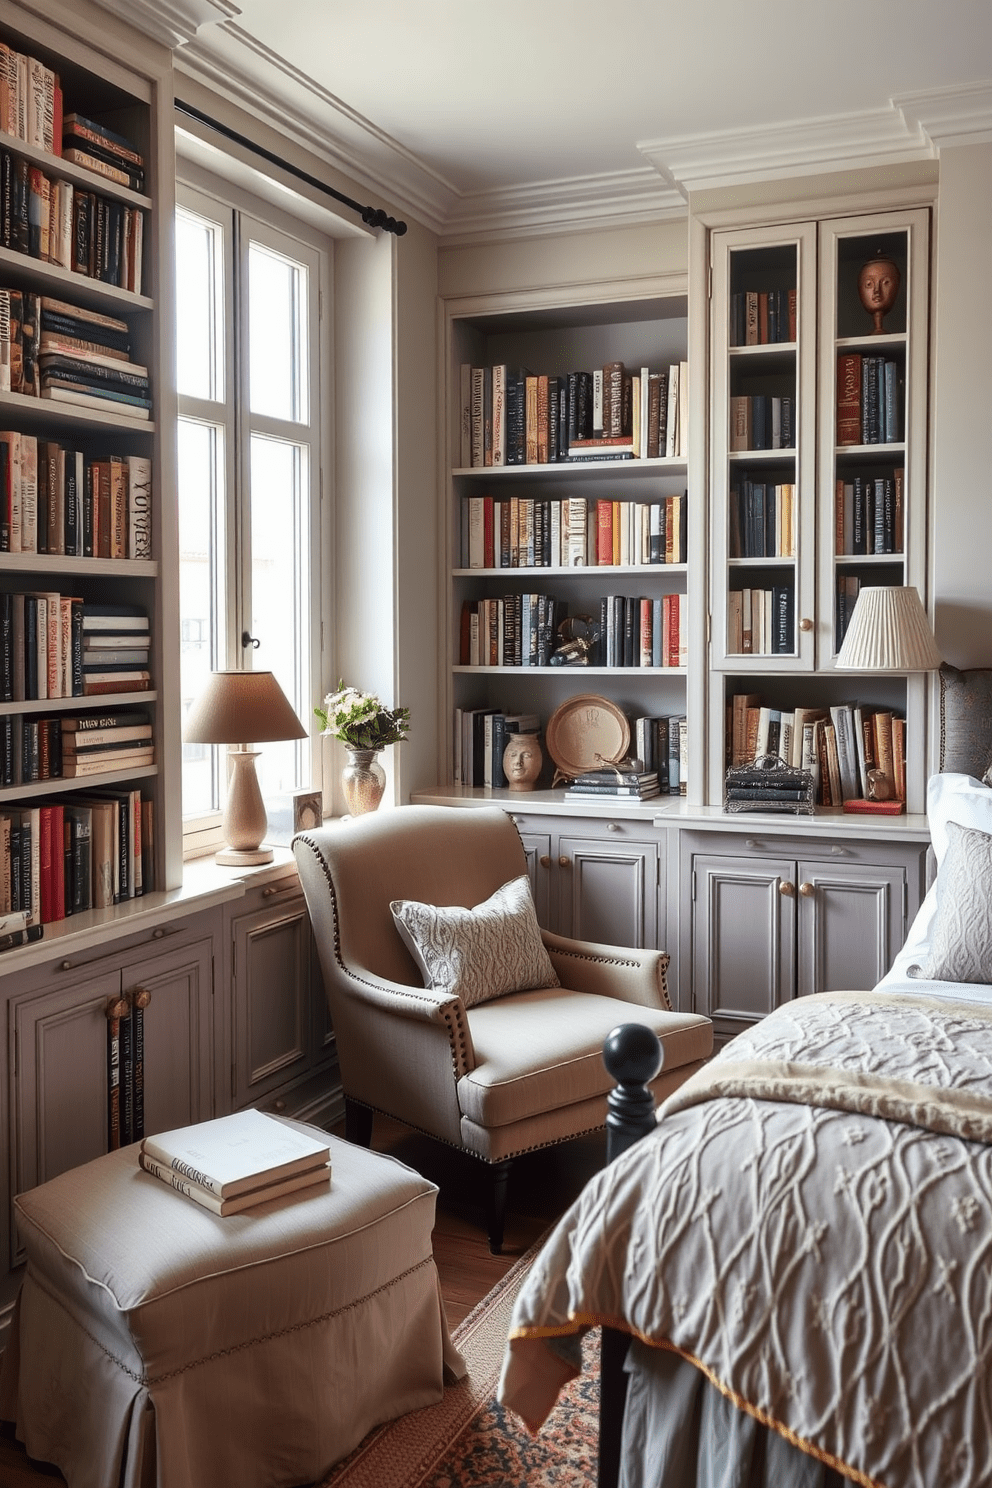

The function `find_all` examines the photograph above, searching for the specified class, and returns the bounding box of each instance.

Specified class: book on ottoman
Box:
[139,1108,331,1215]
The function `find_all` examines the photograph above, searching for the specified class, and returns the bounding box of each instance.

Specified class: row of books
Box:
[0,708,153,786]
[729,479,795,560]
[729,692,906,806]
[0,290,150,419]
[633,713,688,796]
[107,986,147,1149]
[833,471,904,556]
[137,1109,331,1216]
[727,586,795,656]
[836,353,903,446]
[0,46,147,193]
[730,288,797,347]
[453,707,539,789]
[729,394,795,452]
[459,360,688,466]
[0,788,153,925]
[461,494,688,569]
[0,597,150,702]
[460,595,562,668]
[1,152,145,293]
[599,593,687,669]
[0,433,151,558]
[567,767,661,801]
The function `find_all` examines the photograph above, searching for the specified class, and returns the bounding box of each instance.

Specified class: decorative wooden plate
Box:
[545,694,630,784]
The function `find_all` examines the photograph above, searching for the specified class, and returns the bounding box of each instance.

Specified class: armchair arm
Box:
[540,929,671,1010]
[333,964,476,1079]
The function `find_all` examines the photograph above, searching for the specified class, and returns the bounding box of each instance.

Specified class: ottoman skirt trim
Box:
[28,1250,439,1386]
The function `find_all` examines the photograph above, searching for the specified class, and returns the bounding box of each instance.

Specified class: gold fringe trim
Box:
[510,1315,888,1488]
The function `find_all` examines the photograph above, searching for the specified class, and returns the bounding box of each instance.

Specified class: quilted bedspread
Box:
[499,990,992,1488]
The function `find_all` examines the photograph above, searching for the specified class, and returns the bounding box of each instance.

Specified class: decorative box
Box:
[724,755,816,815]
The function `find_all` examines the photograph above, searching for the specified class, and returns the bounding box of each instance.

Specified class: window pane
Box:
[248,242,308,422]
[175,209,223,401]
[178,418,225,816]
[249,434,310,799]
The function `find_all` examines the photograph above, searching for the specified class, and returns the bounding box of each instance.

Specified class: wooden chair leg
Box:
[344,1098,373,1148]
[488,1159,512,1254]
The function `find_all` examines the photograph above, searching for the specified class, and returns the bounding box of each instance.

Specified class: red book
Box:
[38,807,53,923]
[483,497,494,569]
[596,500,613,565]
[640,598,652,668]
[843,799,905,815]
[836,354,862,446]
[666,594,680,668]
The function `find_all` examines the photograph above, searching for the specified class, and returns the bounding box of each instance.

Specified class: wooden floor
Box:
[0,1115,605,1483]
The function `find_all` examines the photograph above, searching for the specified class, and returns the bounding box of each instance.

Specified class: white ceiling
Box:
[121,0,992,235]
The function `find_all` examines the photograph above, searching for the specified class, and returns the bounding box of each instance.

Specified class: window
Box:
[175,179,327,850]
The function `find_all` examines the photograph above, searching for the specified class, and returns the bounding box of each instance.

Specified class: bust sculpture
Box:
[503,732,543,792]
[858,256,901,334]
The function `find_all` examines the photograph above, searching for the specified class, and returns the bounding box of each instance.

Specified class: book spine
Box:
[131,987,148,1142]
[106,994,128,1151]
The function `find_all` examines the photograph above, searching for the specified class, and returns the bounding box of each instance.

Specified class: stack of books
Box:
[37,295,151,419]
[138,1109,332,1217]
[62,112,146,193]
[61,707,152,777]
[567,767,661,801]
[725,763,814,814]
[81,603,150,695]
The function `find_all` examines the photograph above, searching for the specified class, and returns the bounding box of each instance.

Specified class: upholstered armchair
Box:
[293,805,712,1251]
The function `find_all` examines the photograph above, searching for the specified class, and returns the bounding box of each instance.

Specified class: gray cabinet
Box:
[224,875,340,1127]
[508,812,663,951]
[680,827,927,1047]
[8,927,215,1270]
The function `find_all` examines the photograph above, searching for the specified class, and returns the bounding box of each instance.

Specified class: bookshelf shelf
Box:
[443,286,692,795]
[0,2,177,941]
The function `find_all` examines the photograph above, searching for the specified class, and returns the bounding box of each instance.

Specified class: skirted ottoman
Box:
[0,1131,466,1488]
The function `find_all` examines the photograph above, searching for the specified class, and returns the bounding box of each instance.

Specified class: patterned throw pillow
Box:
[922,820,992,984]
[390,875,559,1008]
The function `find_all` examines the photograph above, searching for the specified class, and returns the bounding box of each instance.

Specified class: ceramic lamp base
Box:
[215,846,275,865]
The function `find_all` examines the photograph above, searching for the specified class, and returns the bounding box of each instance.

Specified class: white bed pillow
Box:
[927,772,992,867]
[919,820,992,984]
[390,874,559,1009]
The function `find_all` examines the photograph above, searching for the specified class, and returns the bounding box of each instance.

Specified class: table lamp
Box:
[835,585,942,672]
[183,670,307,865]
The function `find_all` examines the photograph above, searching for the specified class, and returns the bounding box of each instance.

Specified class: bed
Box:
[498,767,992,1488]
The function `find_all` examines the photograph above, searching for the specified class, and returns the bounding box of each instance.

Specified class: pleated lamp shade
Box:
[183,670,306,745]
[835,586,942,671]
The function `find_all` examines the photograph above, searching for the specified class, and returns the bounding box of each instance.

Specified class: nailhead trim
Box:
[294,835,473,1080]
[547,944,672,1011]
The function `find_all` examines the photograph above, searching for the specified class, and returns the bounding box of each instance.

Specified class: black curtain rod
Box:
[174,98,407,236]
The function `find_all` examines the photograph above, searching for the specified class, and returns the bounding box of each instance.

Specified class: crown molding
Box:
[90,0,241,50]
[639,105,934,197]
[440,169,686,245]
[896,82,992,149]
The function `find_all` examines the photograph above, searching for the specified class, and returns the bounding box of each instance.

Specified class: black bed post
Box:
[599,1023,663,1488]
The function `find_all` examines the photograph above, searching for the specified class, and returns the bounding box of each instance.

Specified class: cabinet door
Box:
[796,860,905,997]
[231,897,312,1108]
[126,938,215,1139]
[516,829,552,928]
[691,854,796,1042]
[556,833,658,948]
[11,969,121,1212]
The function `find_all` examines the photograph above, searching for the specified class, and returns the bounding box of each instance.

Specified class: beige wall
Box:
[930,142,992,668]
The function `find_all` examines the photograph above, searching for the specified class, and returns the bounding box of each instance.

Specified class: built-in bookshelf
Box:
[444,289,692,798]
[0,4,178,939]
[707,207,931,814]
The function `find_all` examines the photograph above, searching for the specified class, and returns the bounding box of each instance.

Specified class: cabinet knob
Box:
[152,927,165,939]
[269,1098,287,1113]
[799,617,813,632]
[558,855,571,868]
[779,880,796,897]
[132,987,152,1009]
[539,855,551,868]
[106,995,129,1020]
[799,881,815,897]
[745,839,760,851]
[606,822,620,833]
[830,844,848,856]
[59,959,72,972]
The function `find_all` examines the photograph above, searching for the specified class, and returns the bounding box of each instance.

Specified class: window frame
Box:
[175,163,333,858]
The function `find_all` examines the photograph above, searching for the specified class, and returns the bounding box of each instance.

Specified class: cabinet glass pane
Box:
[248,243,309,423]
[249,434,310,797]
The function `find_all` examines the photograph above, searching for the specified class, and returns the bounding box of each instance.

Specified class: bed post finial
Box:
[603,1023,663,1164]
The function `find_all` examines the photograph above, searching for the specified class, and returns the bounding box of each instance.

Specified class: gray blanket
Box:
[500,991,992,1488]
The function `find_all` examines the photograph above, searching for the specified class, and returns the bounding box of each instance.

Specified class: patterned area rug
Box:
[319,1239,598,1488]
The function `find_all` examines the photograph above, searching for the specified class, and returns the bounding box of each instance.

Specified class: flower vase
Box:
[341,748,386,815]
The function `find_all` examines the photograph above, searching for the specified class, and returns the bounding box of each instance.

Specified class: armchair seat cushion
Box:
[459,987,712,1130]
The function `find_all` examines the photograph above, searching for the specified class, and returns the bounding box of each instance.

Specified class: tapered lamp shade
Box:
[835,586,942,671]
[183,671,307,866]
